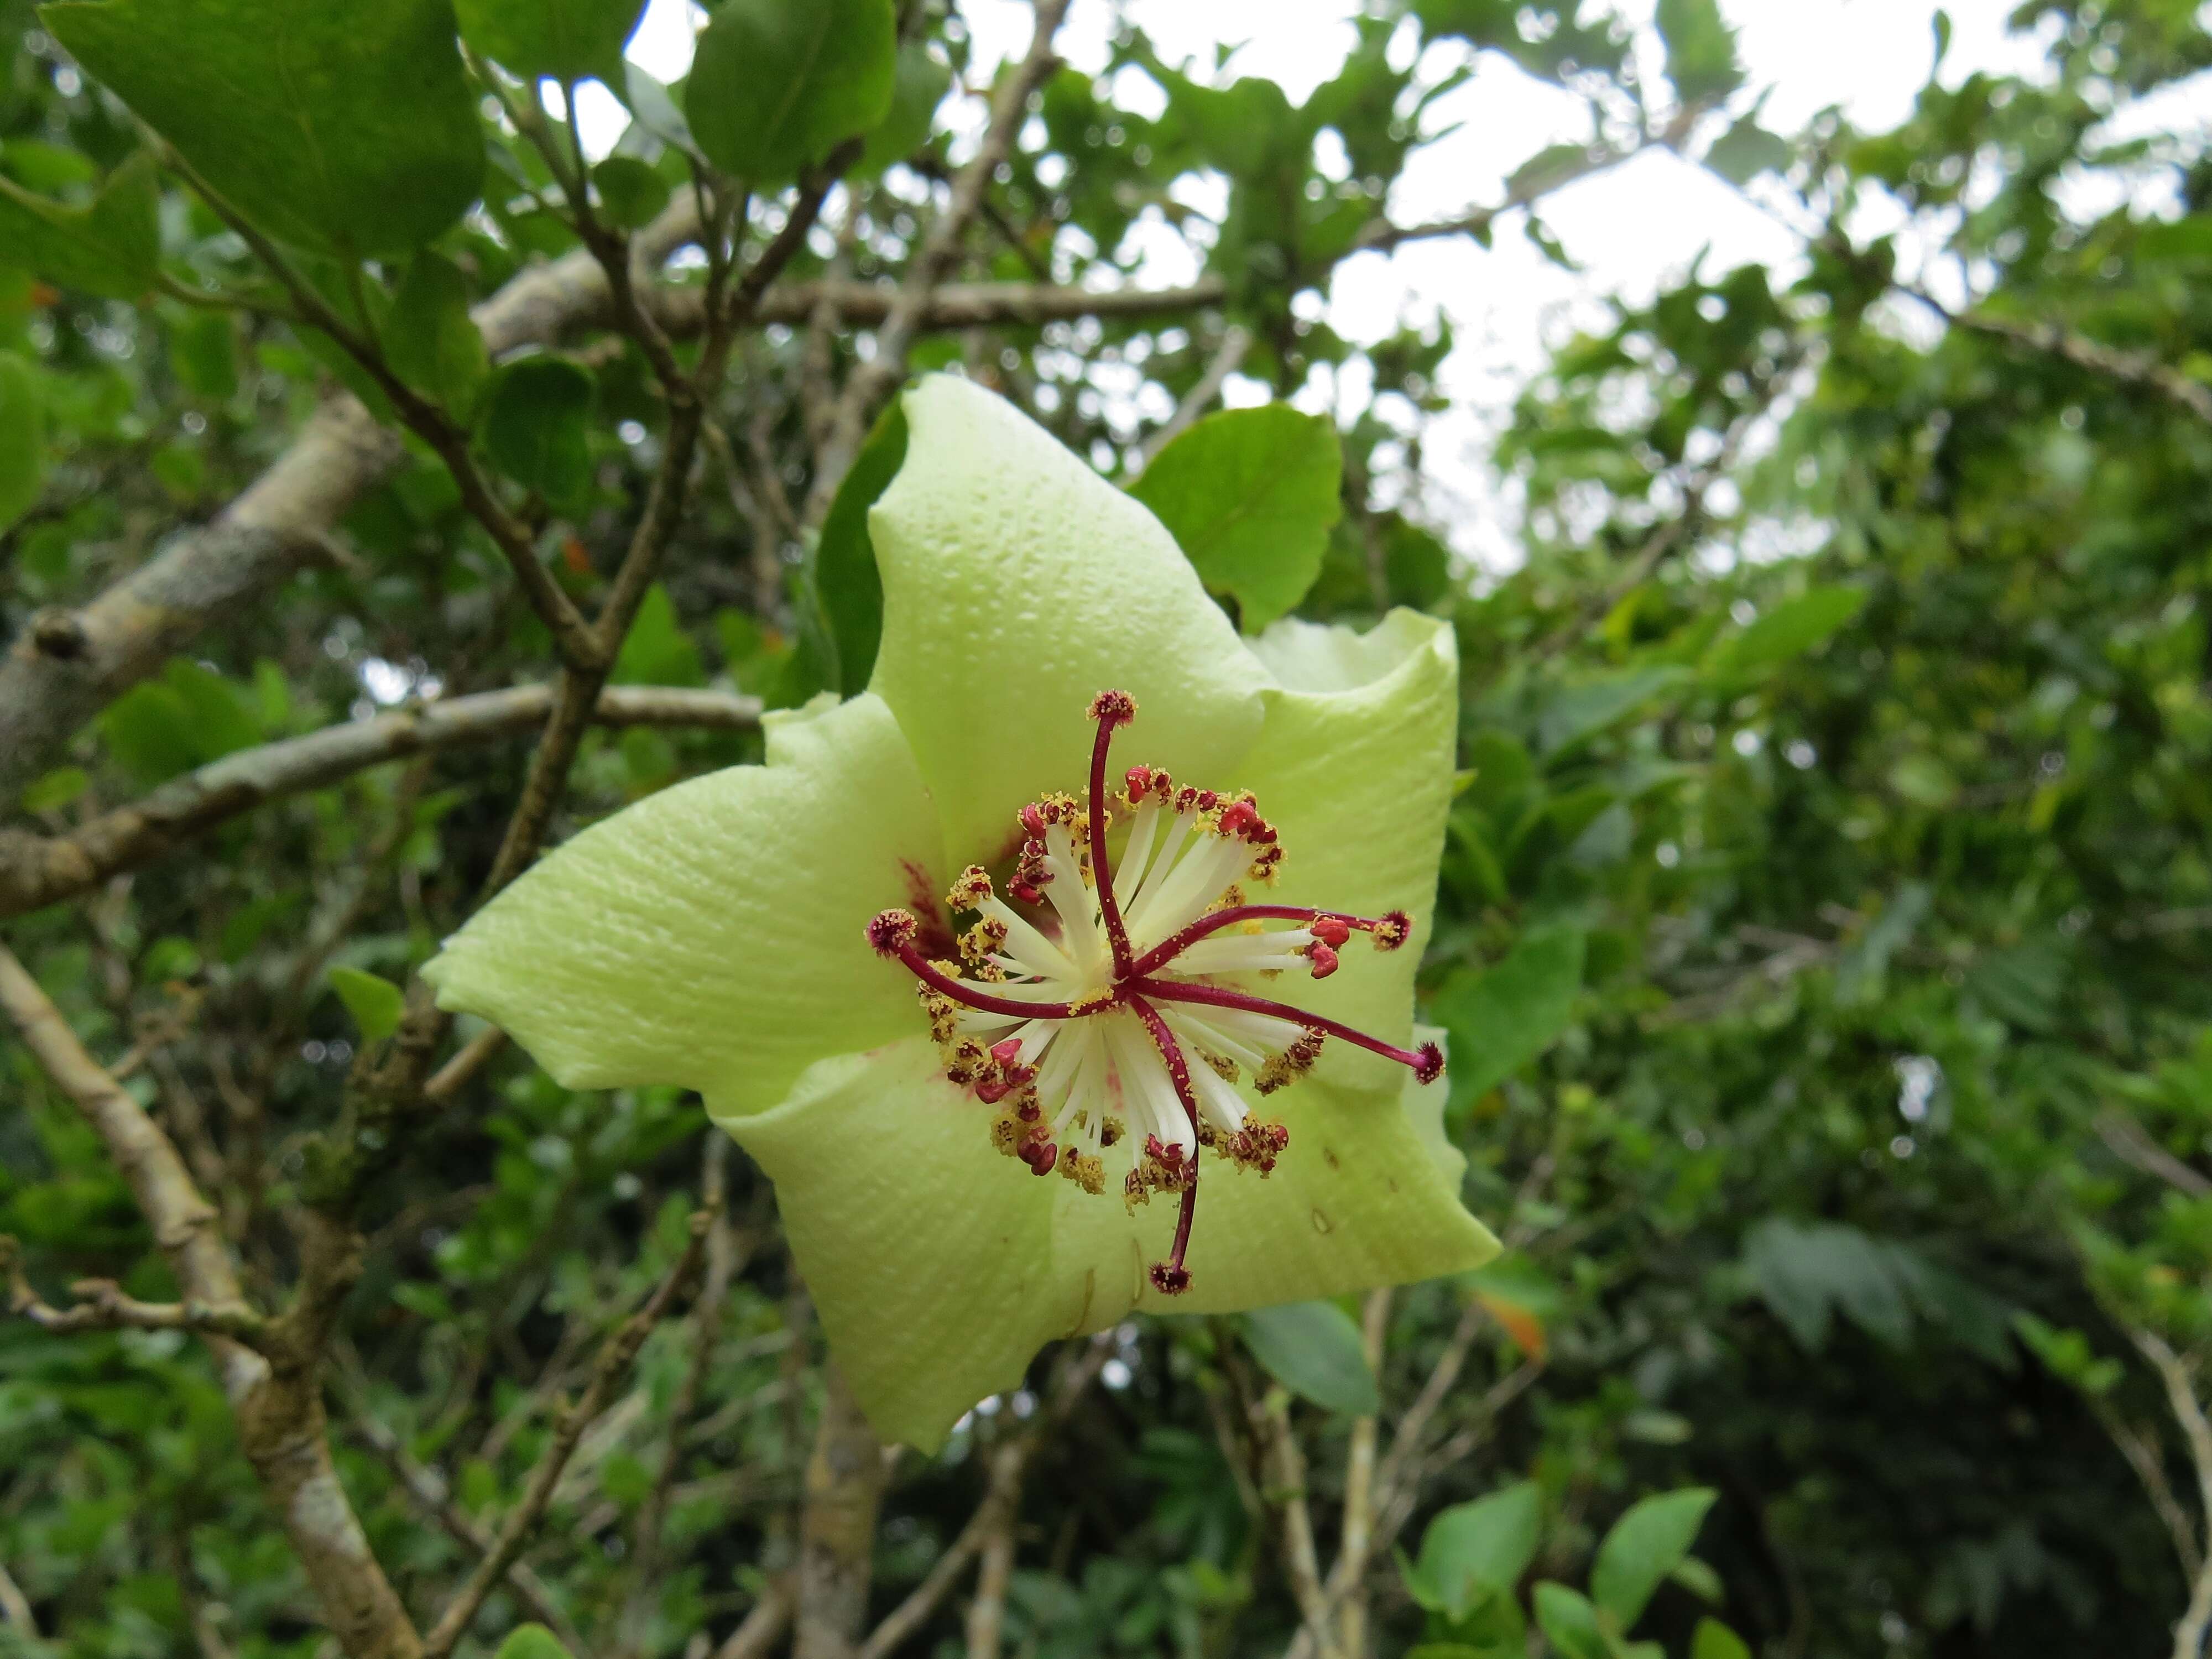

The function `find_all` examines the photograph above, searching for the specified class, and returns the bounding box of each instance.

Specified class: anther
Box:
[1305,942,1340,979]
[867,909,919,958]
[1311,915,1353,947]
[947,865,994,910]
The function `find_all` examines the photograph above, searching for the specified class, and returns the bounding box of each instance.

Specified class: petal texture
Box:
[868,374,1266,864]
[1234,610,1459,1092]
[712,1037,1067,1453]
[422,692,944,1112]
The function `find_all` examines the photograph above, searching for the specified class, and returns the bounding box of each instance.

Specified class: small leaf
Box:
[1703,586,1864,685]
[1416,1481,1542,1619]
[386,252,490,416]
[493,1627,576,1659]
[1691,1619,1752,1659]
[44,0,483,258]
[482,356,596,507]
[0,150,161,298]
[814,397,905,695]
[0,352,46,533]
[1653,0,1743,103]
[1238,1300,1380,1416]
[1704,115,1793,185]
[1431,928,1584,1107]
[1589,1488,1718,1629]
[328,967,406,1044]
[1670,1556,1725,1604]
[688,0,898,185]
[620,62,699,158]
[455,0,645,85]
[590,156,671,229]
[20,766,87,815]
[859,41,951,174]
[1531,1583,1611,1659]
[1130,404,1343,632]
[612,584,704,687]
[168,306,242,403]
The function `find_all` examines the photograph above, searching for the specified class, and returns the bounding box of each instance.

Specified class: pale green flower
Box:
[422,375,1498,1449]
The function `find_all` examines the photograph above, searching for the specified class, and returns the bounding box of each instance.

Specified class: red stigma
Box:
[1149,1262,1191,1295]
[867,909,919,957]
[1307,942,1340,979]
[1414,1042,1445,1085]
[990,1037,1024,1066]
[1373,910,1412,950]
[1216,800,1258,837]
[1125,764,1154,796]
[1311,915,1352,947]
[1088,688,1137,727]
[1019,802,1048,837]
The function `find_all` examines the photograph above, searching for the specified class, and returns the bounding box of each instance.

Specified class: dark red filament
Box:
[1128,992,1201,1296]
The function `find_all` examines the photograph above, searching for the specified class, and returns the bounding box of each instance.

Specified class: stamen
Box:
[1127,992,1202,1296]
[1087,691,1139,975]
[869,911,1089,1020]
[1133,975,1446,1083]
[1129,904,1410,978]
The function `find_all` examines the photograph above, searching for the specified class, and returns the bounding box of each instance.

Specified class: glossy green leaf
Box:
[1691,1620,1752,1659]
[1431,928,1584,1107]
[1531,1583,1611,1659]
[0,151,160,298]
[1415,1481,1542,1619]
[328,967,405,1043]
[687,0,898,185]
[43,0,483,257]
[815,397,904,695]
[385,252,490,417]
[589,155,670,229]
[1131,404,1344,632]
[0,352,45,533]
[1238,1299,1380,1416]
[1590,1488,1717,1628]
[481,356,596,506]
[455,0,644,85]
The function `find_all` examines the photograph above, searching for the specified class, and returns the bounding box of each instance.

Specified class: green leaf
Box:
[1653,0,1743,103]
[1533,666,1688,754]
[492,1626,575,1659]
[611,583,704,687]
[1703,586,1864,685]
[1704,115,1792,185]
[386,252,490,417]
[620,62,700,159]
[1743,1218,1910,1350]
[1130,404,1344,632]
[815,397,905,695]
[481,356,596,507]
[0,351,45,533]
[859,40,951,174]
[43,0,483,257]
[1238,1300,1380,1416]
[1415,1481,1542,1619]
[1590,1489,1716,1629]
[589,156,670,229]
[687,0,898,185]
[1431,928,1584,1106]
[328,967,405,1043]
[0,151,161,298]
[1669,1556,1725,1605]
[1531,1583,1611,1659]
[20,766,87,815]
[455,0,645,85]
[168,306,241,403]
[1691,1620,1752,1659]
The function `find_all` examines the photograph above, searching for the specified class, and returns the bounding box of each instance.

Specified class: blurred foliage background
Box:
[4,0,2212,1657]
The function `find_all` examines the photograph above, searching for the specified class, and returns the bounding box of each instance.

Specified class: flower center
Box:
[866,690,1443,1296]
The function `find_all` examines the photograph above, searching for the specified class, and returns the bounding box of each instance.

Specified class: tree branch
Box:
[0,685,760,921]
[0,943,422,1659]
[421,1204,718,1659]
[2132,1329,2212,1659]
[1901,285,2212,427]
[795,1363,891,1659]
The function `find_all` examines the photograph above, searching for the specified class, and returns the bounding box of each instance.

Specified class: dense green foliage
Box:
[4,1,2212,1657]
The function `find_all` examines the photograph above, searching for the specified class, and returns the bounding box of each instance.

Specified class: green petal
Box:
[422,692,943,1112]
[1051,1029,1495,1328]
[711,1037,1070,1453]
[1235,609,1459,1092]
[868,374,1266,864]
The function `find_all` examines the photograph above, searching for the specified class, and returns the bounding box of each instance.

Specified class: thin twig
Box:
[1900,284,2212,426]
[2131,1329,2212,1659]
[1130,325,1251,478]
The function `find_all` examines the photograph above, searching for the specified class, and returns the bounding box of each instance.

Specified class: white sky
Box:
[586,0,2212,569]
